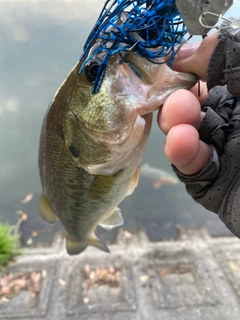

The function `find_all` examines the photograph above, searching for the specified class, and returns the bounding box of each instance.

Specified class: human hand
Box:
[158,85,211,175]
[158,30,240,238]
[158,32,220,175]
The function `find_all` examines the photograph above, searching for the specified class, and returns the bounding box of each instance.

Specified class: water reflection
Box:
[1,0,239,247]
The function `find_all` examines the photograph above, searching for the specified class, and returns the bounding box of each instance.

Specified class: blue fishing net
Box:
[80,0,188,93]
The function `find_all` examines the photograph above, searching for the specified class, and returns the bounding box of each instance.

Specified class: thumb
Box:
[164,124,212,175]
[173,32,220,80]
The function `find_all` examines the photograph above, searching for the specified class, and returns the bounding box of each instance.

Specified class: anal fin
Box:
[39,194,57,224]
[66,235,87,255]
[66,233,110,255]
[99,207,123,230]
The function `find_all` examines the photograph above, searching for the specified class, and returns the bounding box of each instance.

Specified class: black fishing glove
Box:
[172,26,240,238]
[207,25,240,99]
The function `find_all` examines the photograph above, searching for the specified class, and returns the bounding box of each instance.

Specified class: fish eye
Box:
[84,60,100,82]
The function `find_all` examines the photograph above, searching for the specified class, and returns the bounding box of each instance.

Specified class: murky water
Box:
[1,0,239,247]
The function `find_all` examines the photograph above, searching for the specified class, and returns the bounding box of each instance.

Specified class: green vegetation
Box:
[0,223,20,267]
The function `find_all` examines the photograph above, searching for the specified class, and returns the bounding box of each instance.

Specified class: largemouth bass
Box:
[39,3,197,255]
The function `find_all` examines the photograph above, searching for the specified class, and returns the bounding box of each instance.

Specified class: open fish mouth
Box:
[78,56,197,176]
[79,0,193,94]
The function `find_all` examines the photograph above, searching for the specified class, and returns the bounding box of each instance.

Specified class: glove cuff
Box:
[171,150,219,209]
[218,173,240,238]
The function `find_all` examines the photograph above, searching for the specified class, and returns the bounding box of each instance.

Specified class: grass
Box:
[0,223,20,268]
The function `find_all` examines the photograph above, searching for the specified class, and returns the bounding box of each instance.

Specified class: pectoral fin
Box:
[39,194,57,224]
[66,233,110,255]
[127,165,140,196]
[99,207,123,230]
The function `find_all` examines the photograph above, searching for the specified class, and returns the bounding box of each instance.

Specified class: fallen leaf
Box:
[139,275,149,283]
[31,231,38,237]
[159,265,191,277]
[22,213,28,221]
[159,269,169,277]
[58,278,66,286]
[0,297,9,304]
[83,297,90,304]
[26,238,33,246]
[123,230,132,242]
[84,264,90,274]
[89,271,96,280]
[228,261,240,271]
[0,271,42,300]
[21,193,34,204]
[42,270,47,278]
[82,266,122,300]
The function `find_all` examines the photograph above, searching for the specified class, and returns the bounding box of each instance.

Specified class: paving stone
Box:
[210,238,240,302]
[2,227,240,320]
[0,261,55,319]
[132,246,218,319]
[58,257,137,318]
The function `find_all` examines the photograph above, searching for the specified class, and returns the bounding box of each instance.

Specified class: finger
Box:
[158,89,203,134]
[164,124,212,175]
[173,32,220,79]
[174,42,201,61]
[190,81,209,104]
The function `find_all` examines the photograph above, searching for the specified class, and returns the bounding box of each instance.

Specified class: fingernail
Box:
[175,42,201,61]
[162,95,172,123]
[165,126,175,149]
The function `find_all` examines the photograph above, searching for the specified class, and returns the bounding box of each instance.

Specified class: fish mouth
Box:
[124,52,198,107]
[106,54,198,116]
[78,55,197,176]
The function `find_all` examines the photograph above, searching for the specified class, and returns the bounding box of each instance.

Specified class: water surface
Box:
[1,0,239,246]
